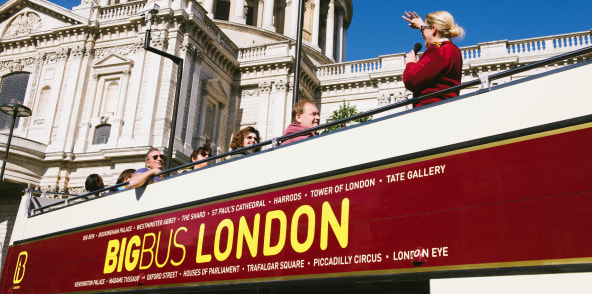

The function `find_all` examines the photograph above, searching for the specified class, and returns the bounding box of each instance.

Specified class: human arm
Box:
[402,11,424,29]
[128,168,160,188]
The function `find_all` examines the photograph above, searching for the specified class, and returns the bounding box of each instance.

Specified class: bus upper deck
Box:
[1,46,592,294]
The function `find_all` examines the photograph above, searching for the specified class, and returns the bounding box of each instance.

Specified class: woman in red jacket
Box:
[402,11,465,107]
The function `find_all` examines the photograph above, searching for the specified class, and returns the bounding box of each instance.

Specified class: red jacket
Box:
[403,41,462,107]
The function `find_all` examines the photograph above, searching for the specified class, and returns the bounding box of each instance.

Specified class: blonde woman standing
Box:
[402,11,465,107]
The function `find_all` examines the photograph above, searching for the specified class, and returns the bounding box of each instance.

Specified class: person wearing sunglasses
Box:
[227,126,261,160]
[189,145,212,170]
[402,10,464,107]
[129,147,165,188]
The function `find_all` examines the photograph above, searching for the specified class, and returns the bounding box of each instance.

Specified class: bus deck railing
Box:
[25,45,592,217]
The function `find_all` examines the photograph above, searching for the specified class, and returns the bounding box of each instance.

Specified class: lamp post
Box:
[0,103,32,191]
[141,4,184,171]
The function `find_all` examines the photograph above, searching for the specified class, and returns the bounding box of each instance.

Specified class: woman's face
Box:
[243,132,259,147]
[421,24,437,45]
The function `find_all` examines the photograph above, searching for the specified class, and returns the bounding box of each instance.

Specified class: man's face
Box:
[296,103,320,128]
[146,150,164,170]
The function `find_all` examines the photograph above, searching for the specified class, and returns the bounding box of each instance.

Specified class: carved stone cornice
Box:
[3,12,42,39]
[243,87,259,97]
[0,57,37,72]
[377,92,390,106]
[71,46,86,58]
[274,79,288,92]
[94,44,139,59]
[181,44,202,61]
[43,48,70,64]
[258,81,271,93]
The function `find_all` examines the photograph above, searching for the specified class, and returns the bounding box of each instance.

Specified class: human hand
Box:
[402,11,424,29]
[404,50,416,64]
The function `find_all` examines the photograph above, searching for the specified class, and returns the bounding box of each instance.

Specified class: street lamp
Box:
[0,103,32,191]
[140,4,184,171]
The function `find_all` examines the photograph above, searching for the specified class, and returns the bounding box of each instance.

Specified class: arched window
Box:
[35,86,51,122]
[101,80,119,115]
[0,72,30,130]
[93,124,111,145]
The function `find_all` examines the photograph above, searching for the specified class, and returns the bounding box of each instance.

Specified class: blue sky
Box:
[347,0,592,61]
[5,0,591,61]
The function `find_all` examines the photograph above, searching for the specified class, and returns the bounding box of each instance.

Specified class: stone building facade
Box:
[0,0,590,264]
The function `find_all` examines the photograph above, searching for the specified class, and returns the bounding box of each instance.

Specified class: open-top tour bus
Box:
[1,46,592,294]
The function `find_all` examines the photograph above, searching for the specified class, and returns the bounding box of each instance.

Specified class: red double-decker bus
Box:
[2,48,592,294]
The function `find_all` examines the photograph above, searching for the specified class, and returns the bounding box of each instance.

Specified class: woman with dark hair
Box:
[114,169,136,190]
[402,10,465,107]
[85,174,104,192]
[228,126,261,159]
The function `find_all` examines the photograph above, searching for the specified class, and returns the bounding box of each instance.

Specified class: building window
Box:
[101,80,119,116]
[214,0,230,20]
[246,6,254,25]
[203,102,218,141]
[0,72,30,130]
[34,86,51,124]
[93,124,111,144]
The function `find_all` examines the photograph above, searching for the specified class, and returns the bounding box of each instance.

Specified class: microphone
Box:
[413,43,422,55]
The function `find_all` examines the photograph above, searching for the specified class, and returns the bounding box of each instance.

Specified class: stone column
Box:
[257,0,264,28]
[335,8,343,62]
[204,0,214,18]
[288,0,299,39]
[234,0,246,24]
[342,28,347,61]
[184,52,202,150]
[262,0,276,32]
[325,0,335,60]
[196,81,209,146]
[312,0,320,47]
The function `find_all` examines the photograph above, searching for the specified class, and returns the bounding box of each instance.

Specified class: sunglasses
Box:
[151,154,165,160]
[200,151,210,157]
[420,25,433,34]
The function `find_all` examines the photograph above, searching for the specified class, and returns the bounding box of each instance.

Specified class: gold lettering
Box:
[171,227,187,266]
[263,210,287,256]
[13,251,28,284]
[124,236,141,271]
[320,198,349,250]
[116,237,128,272]
[155,230,172,268]
[214,219,234,261]
[236,214,260,259]
[196,223,212,263]
[290,205,315,253]
[103,240,119,274]
[139,233,156,270]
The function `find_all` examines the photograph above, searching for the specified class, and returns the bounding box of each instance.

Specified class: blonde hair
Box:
[425,11,465,39]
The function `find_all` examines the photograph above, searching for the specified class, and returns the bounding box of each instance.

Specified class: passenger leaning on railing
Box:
[281,99,320,145]
[402,10,464,107]
[114,169,135,191]
[129,147,165,188]
[227,126,261,160]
